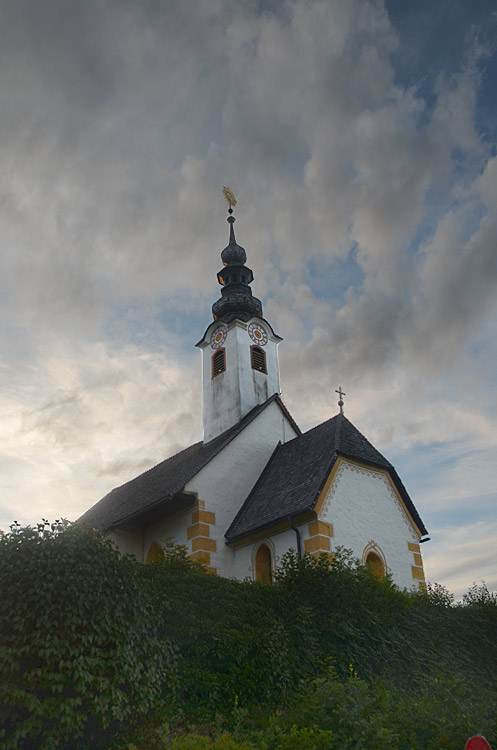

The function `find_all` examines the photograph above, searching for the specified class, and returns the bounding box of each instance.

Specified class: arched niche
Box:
[254,542,273,583]
[146,540,165,564]
[363,542,387,579]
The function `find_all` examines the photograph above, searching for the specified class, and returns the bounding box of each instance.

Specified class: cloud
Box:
[0,0,495,595]
[0,338,201,530]
[422,521,497,599]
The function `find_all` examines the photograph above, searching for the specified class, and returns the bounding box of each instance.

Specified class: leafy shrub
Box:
[0,521,175,749]
[260,667,497,750]
[463,582,497,608]
[166,734,256,750]
[2,523,496,749]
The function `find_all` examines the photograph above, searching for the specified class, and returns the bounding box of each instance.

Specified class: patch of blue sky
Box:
[424,502,497,532]
[102,297,207,353]
[404,178,487,267]
[304,246,364,304]
[386,0,493,80]
[156,300,212,345]
[386,0,497,138]
[392,442,462,484]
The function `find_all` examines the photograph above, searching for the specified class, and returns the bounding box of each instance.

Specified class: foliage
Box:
[125,667,497,750]
[423,581,455,608]
[0,521,176,749]
[463,581,497,608]
[1,523,496,749]
[278,666,497,750]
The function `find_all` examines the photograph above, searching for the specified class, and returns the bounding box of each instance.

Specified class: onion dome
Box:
[212,208,263,322]
[221,216,247,265]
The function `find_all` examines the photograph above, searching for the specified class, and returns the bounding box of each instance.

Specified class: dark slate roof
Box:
[225,413,427,541]
[78,394,299,531]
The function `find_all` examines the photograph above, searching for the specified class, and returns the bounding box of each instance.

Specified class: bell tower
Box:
[196,192,282,443]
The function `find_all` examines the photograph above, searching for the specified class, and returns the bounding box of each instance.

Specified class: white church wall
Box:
[319,459,421,590]
[185,399,299,577]
[107,524,143,559]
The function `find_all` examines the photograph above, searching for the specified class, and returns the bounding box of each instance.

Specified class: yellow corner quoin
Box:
[411,565,425,581]
[189,550,211,565]
[310,550,335,561]
[192,536,217,553]
[308,520,333,538]
[204,566,217,575]
[408,542,421,552]
[193,499,206,509]
[305,535,331,554]
[192,508,216,525]
[418,581,427,592]
[413,552,423,567]
[187,522,210,540]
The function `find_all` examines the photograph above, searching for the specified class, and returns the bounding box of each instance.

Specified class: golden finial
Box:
[222,186,237,209]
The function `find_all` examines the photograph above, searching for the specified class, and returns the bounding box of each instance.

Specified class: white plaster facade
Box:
[142,398,298,576]
[318,459,420,590]
[197,316,282,443]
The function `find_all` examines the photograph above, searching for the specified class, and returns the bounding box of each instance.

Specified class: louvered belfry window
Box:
[212,348,226,377]
[251,345,267,373]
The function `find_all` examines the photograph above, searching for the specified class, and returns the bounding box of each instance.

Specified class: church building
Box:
[79,199,428,591]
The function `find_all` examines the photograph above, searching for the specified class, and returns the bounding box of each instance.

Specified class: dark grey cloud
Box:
[0,0,495,593]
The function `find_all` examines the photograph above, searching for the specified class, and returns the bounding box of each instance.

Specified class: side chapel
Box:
[79,197,428,590]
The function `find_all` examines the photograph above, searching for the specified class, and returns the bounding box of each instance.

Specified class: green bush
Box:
[279,666,497,750]
[2,524,495,749]
[0,521,175,749]
[166,734,256,750]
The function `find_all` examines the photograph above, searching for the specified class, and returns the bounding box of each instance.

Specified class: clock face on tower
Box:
[210,325,227,349]
[248,322,268,346]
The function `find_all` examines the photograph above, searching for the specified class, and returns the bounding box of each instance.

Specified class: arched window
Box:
[146,541,165,563]
[251,345,267,374]
[365,550,385,579]
[255,543,272,583]
[212,348,226,377]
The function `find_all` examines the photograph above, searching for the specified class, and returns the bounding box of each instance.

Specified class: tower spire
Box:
[212,189,263,322]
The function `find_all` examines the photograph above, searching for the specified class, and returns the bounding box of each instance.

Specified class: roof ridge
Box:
[104,439,203,497]
[224,410,429,543]
[78,392,299,531]
[334,412,343,451]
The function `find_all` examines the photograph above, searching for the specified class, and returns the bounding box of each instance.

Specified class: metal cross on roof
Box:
[335,386,346,415]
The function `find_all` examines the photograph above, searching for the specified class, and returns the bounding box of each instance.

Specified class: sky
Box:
[1,0,496,599]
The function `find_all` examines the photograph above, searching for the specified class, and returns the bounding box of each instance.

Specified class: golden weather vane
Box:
[222,186,237,210]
